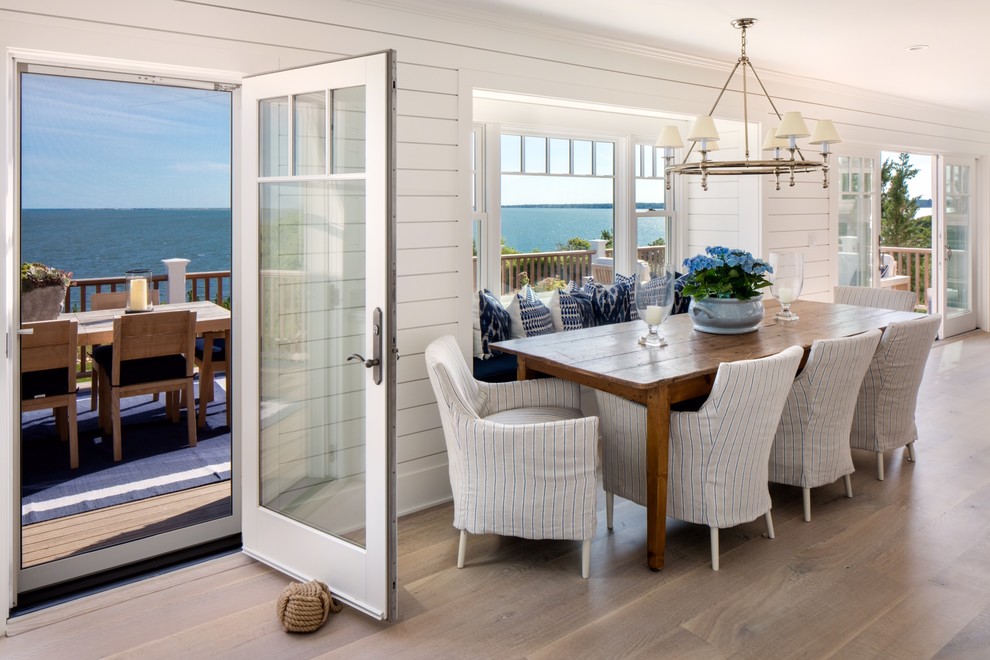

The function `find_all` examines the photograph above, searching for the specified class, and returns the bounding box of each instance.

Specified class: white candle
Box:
[645,305,663,325]
[129,278,148,310]
[777,287,794,304]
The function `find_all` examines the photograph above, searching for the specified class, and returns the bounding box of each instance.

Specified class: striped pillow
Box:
[517,291,554,336]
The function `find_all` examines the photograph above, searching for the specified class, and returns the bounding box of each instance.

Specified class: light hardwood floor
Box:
[3,332,990,658]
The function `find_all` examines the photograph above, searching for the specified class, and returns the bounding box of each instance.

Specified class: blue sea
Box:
[501,206,665,253]
[21,208,231,280]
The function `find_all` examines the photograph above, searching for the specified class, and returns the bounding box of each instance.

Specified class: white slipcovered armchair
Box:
[425,335,600,578]
[850,314,941,480]
[834,285,918,312]
[596,345,803,570]
[769,330,882,521]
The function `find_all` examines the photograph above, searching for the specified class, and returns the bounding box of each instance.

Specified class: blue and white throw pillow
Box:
[614,272,638,320]
[549,289,584,331]
[672,272,691,315]
[586,281,633,325]
[478,289,511,358]
[517,292,554,336]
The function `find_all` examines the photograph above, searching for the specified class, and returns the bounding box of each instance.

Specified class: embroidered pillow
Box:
[517,292,554,336]
[587,281,633,325]
[614,272,638,320]
[478,289,511,358]
[549,289,584,331]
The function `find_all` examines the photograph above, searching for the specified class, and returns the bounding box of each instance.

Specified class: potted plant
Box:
[21,262,73,322]
[681,246,773,334]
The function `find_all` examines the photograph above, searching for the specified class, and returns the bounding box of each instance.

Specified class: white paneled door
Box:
[239,52,396,619]
[937,157,977,337]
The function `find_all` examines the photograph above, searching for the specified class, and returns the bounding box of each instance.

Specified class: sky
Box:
[20,74,231,209]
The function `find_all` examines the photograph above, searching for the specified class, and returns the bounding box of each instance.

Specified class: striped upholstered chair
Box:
[769,330,882,521]
[849,314,941,480]
[834,285,918,312]
[425,335,600,578]
[596,345,803,570]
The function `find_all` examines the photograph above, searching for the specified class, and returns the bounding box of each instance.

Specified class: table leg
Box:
[516,355,535,381]
[645,384,671,571]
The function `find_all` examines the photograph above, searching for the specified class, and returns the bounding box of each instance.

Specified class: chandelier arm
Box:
[678,59,743,167]
[741,58,750,161]
[747,62,810,162]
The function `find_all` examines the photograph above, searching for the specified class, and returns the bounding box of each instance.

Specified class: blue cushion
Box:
[478,289,511,357]
[516,292,554,336]
[22,368,70,399]
[473,353,518,382]
[195,337,226,361]
[93,345,187,386]
[586,281,633,325]
[614,272,638,320]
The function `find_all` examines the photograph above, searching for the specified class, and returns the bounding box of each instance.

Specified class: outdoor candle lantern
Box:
[125,269,152,312]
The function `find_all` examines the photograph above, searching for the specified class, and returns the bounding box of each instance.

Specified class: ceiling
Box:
[412,0,990,116]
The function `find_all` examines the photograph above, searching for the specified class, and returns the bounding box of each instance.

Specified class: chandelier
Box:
[657,18,841,191]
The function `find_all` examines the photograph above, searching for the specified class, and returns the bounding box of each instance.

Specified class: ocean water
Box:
[20,208,232,280]
[501,206,665,253]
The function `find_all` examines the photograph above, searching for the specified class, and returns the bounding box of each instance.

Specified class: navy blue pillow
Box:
[672,272,691,315]
[565,287,597,328]
[614,272,638,320]
[586,281,633,325]
[478,289,511,357]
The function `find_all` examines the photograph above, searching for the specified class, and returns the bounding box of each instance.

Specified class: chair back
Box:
[834,285,917,312]
[591,264,613,284]
[92,289,160,310]
[850,314,940,452]
[669,345,803,528]
[770,329,882,487]
[21,319,78,398]
[111,309,196,385]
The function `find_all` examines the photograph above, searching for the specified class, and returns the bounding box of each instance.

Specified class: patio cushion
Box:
[22,367,70,399]
[194,337,226,361]
[92,345,188,386]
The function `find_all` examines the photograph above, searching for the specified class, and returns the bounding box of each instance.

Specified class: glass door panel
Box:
[940,158,976,336]
[837,155,876,287]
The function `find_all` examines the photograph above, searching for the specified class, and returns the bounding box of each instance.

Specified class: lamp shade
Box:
[809,119,842,145]
[655,125,685,149]
[775,111,810,139]
[687,115,720,141]
[762,125,789,150]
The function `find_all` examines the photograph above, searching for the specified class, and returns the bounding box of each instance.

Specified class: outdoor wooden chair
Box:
[21,319,80,469]
[195,331,230,428]
[89,289,160,412]
[94,309,197,462]
[591,263,614,284]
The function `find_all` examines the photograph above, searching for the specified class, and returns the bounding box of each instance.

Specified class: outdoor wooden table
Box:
[61,300,231,346]
[493,298,922,571]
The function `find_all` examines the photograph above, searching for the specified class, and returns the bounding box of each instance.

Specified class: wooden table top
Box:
[493,299,921,396]
[61,300,231,346]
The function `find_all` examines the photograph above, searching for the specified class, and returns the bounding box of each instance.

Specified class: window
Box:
[498,132,616,294]
[634,142,672,274]
[837,155,875,286]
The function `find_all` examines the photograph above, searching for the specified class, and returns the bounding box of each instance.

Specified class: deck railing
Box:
[494,245,668,293]
[880,246,932,303]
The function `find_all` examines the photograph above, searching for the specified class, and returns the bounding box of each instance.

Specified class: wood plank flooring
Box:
[22,482,231,567]
[3,331,990,659]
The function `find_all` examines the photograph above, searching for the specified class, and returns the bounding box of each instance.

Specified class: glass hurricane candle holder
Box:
[635,266,675,346]
[125,268,152,313]
[769,252,804,322]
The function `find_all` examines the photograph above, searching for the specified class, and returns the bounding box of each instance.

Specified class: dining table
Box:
[61,299,231,347]
[493,298,922,571]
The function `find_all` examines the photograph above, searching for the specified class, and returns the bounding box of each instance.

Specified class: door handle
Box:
[946,245,953,261]
[346,307,383,385]
[17,328,35,335]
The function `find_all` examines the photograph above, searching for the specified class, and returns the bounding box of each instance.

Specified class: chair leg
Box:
[709,527,720,571]
[844,474,854,498]
[581,538,591,579]
[765,511,775,539]
[906,442,916,462]
[802,488,811,522]
[606,491,614,530]
[112,388,123,462]
[185,382,198,447]
[457,530,467,569]
[91,363,100,412]
[876,452,885,481]
[55,407,68,441]
[68,399,79,470]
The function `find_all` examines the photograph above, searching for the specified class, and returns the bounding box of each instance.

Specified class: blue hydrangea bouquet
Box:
[681,246,773,300]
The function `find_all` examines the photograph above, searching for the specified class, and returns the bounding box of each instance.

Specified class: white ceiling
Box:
[416,0,990,116]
